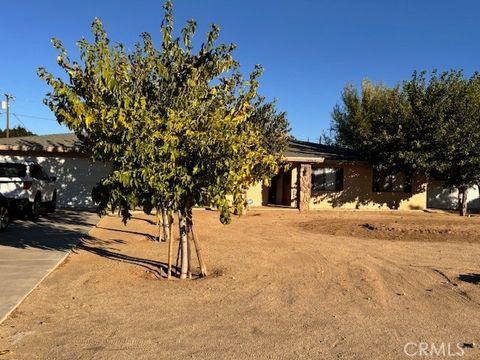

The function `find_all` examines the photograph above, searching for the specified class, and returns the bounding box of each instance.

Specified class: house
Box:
[246,140,429,211]
[246,140,480,211]
[0,134,478,211]
[0,133,112,208]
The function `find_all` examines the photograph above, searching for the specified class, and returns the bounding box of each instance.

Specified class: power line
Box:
[0,110,57,123]
[295,137,322,143]
[1,108,57,135]
[11,113,57,122]
[12,113,33,133]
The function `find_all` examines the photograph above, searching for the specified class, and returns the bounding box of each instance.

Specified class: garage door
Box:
[0,155,112,209]
[427,181,480,210]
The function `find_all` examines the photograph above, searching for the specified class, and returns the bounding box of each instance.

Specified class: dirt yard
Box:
[1,209,480,359]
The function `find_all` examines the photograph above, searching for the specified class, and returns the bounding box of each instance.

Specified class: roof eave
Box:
[286,156,326,163]
[285,156,367,165]
[0,145,82,153]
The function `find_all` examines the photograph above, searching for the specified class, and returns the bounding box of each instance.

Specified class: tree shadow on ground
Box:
[131,216,157,225]
[95,225,156,239]
[458,273,480,285]
[0,210,99,251]
[76,234,174,279]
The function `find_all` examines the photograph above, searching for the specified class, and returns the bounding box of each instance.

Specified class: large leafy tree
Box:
[39,1,288,278]
[331,72,480,216]
[331,79,412,174]
[403,70,480,216]
[248,97,290,155]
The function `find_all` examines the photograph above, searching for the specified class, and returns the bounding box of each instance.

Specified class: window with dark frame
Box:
[0,163,26,177]
[311,167,344,192]
[30,165,49,181]
[372,170,412,193]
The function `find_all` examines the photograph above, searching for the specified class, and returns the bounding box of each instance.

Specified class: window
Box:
[372,170,412,193]
[30,165,48,180]
[311,167,344,192]
[0,163,26,177]
[41,168,51,181]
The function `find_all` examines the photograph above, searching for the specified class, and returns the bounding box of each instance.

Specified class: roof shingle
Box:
[0,133,82,153]
[286,139,363,162]
[0,134,363,162]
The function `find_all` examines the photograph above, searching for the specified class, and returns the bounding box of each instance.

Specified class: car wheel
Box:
[46,191,57,213]
[0,204,9,231]
[28,195,41,221]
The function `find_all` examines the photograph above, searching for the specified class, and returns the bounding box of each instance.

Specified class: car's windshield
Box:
[0,163,27,177]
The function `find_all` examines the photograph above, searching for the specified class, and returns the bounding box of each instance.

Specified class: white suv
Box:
[0,161,57,220]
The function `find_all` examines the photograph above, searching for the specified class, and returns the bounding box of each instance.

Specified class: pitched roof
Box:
[0,133,82,153]
[0,134,364,163]
[285,139,363,162]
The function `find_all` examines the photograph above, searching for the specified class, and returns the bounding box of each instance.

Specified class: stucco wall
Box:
[246,163,428,211]
[246,181,264,207]
[0,154,112,209]
[310,164,427,210]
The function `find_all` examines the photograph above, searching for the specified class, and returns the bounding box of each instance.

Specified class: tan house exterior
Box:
[2,135,476,212]
[246,140,428,211]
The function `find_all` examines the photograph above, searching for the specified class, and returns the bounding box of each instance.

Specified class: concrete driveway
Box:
[0,210,99,323]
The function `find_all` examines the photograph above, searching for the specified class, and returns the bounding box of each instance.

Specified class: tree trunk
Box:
[458,186,468,216]
[161,207,169,243]
[187,208,208,277]
[241,188,248,215]
[187,228,192,279]
[175,234,181,275]
[156,208,161,241]
[178,208,189,279]
[167,211,173,279]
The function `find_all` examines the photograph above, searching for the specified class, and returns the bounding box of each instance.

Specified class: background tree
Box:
[330,71,480,216]
[0,126,35,138]
[39,0,289,278]
[248,97,290,155]
[331,79,412,174]
[403,70,480,216]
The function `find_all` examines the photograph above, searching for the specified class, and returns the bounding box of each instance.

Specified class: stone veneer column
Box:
[298,163,312,211]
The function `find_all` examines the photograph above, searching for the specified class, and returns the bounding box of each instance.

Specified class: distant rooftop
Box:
[0,133,363,162]
[0,133,82,153]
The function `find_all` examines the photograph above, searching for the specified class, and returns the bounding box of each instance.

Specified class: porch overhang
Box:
[286,156,325,163]
[286,156,369,166]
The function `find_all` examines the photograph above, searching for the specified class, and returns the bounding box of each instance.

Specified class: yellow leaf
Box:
[118,111,125,124]
[85,115,94,128]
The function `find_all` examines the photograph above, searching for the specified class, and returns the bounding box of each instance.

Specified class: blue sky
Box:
[0,0,479,140]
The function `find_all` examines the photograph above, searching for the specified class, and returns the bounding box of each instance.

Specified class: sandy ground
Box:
[1,209,480,359]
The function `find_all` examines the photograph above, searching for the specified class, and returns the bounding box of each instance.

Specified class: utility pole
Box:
[2,94,14,138]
